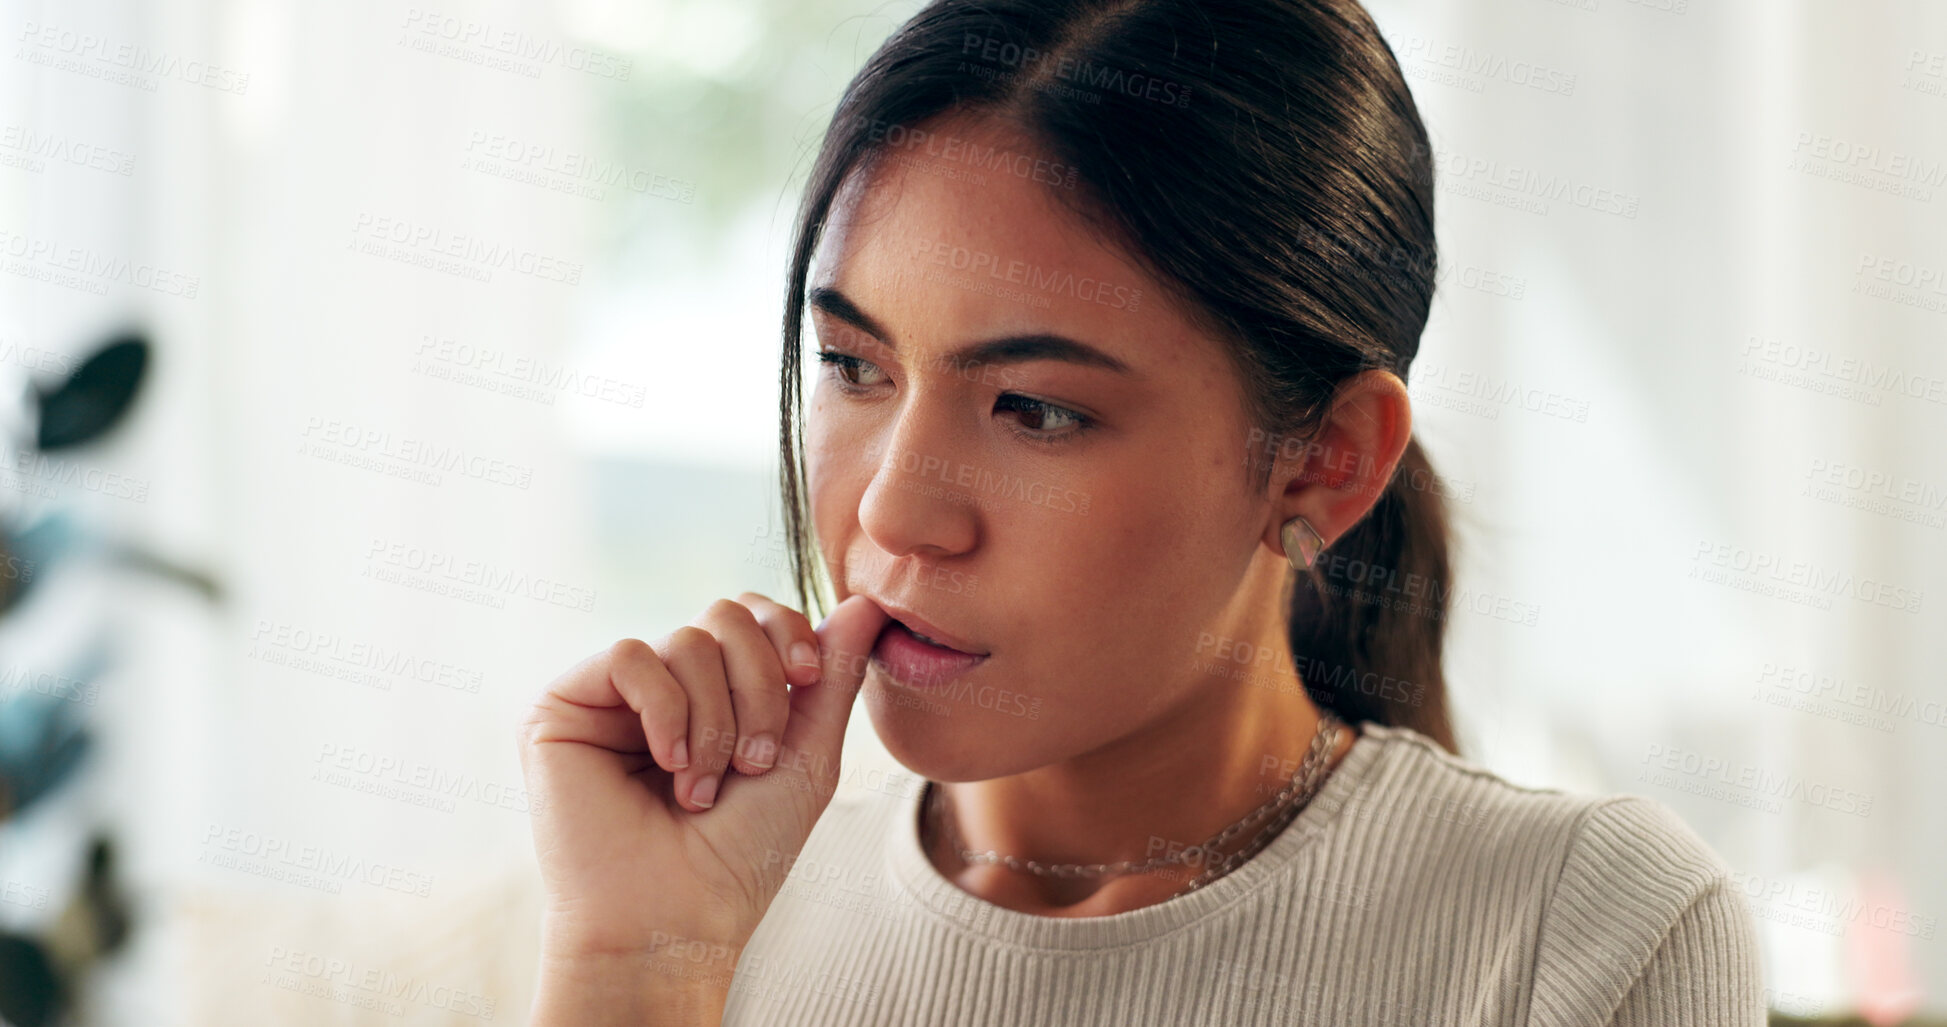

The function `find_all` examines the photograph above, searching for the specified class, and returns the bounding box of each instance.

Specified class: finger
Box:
[524,700,652,754]
[657,626,735,811]
[693,598,792,776]
[527,641,688,770]
[736,591,824,687]
[607,638,693,774]
[780,594,890,793]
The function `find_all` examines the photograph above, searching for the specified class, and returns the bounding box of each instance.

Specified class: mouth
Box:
[864,599,988,657]
[872,619,988,689]
[861,600,990,690]
[892,619,977,654]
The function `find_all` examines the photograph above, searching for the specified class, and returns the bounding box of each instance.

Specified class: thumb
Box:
[781,594,890,769]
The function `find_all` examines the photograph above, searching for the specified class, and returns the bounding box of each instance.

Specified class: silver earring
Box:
[1281,515,1325,570]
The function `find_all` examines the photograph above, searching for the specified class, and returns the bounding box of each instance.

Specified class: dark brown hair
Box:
[776,0,1458,752]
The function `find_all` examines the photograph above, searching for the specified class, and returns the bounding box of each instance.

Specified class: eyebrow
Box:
[808,285,1141,379]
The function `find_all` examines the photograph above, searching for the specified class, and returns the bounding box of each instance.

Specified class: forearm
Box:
[531,949,735,1027]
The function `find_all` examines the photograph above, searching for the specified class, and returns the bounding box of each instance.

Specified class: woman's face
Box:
[805,114,1281,782]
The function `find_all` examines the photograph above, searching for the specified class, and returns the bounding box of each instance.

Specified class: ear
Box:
[1258,369,1414,559]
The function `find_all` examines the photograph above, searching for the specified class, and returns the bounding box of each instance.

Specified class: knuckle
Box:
[704,597,757,627]
[664,625,718,656]
[607,636,654,665]
[700,717,740,768]
[515,704,556,754]
[516,687,555,738]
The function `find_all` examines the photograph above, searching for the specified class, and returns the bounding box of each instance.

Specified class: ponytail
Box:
[1286,435,1457,753]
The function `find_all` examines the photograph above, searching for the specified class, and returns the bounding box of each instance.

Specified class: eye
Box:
[995,393,1094,443]
[817,350,889,389]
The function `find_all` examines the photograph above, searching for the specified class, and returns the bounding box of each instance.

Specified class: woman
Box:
[516,0,1767,1023]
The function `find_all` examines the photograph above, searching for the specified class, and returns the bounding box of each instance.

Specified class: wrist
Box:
[531,943,741,1027]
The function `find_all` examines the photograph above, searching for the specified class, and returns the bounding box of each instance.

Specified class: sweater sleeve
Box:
[1525,796,1769,1026]
[1605,879,1768,1026]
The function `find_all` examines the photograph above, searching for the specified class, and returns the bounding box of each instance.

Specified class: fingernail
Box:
[747,733,777,771]
[790,641,821,680]
[691,774,719,809]
[671,738,690,769]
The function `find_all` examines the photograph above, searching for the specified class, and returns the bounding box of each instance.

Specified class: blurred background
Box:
[0,0,1941,1022]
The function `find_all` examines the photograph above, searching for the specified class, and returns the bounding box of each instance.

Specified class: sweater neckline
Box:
[884,719,1395,951]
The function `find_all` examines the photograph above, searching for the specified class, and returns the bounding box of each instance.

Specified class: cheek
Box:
[1029,495,1214,642]
[804,424,879,575]
[803,403,848,502]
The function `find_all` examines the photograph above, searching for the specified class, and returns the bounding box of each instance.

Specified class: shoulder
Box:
[1524,793,1765,1022]
[1347,722,1730,876]
[1333,723,1709,874]
[1343,724,1764,1022]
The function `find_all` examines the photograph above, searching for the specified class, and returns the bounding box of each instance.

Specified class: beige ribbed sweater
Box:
[722,722,1767,1025]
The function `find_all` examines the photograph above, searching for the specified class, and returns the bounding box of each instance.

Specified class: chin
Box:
[862,671,1026,782]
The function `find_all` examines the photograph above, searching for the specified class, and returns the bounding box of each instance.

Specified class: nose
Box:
[855,394,980,562]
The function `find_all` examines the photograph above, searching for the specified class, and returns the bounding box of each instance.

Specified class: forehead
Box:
[809,114,1197,360]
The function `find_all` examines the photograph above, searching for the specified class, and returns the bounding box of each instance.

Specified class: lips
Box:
[865,598,988,657]
[871,616,988,691]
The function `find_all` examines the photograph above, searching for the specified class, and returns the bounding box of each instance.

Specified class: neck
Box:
[922,557,1357,917]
